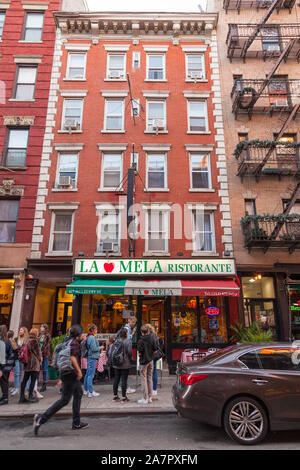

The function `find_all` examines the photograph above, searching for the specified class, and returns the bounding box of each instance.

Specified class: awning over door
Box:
[67,279,239,297]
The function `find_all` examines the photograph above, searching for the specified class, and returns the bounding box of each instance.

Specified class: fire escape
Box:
[225,0,300,252]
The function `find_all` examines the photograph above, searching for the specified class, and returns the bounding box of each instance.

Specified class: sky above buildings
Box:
[86,0,208,12]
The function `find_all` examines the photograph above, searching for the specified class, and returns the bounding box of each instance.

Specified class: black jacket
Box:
[137,334,157,365]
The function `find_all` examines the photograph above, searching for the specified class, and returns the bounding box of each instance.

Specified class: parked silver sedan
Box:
[172,343,300,445]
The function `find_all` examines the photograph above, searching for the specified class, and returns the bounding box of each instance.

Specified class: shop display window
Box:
[171,296,228,345]
[0,278,14,328]
[289,289,300,339]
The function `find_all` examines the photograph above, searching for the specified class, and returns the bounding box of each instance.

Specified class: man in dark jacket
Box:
[137,324,157,404]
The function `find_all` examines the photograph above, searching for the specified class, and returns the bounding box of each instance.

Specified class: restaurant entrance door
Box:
[141,297,167,355]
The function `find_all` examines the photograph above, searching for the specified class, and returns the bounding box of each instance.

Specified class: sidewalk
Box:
[0,376,176,419]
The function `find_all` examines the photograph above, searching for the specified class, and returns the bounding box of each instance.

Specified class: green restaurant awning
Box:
[66,279,126,295]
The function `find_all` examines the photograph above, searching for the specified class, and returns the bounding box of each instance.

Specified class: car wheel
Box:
[223,396,268,445]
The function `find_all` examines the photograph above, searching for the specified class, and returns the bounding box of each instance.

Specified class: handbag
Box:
[152,347,164,361]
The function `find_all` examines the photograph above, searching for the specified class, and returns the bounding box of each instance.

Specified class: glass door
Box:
[0,303,12,328]
[244,298,278,339]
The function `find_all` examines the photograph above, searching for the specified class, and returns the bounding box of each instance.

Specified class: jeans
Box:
[83,358,97,393]
[40,373,83,426]
[140,361,154,400]
[41,358,49,384]
[0,370,10,400]
[14,360,24,390]
[21,371,39,398]
[113,368,129,397]
[152,359,158,391]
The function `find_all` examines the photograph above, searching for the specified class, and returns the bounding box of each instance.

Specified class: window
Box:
[188,100,208,132]
[97,210,120,253]
[4,128,29,167]
[0,200,20,243]
[238,133,248,142]
[147,101,166,131]
[101,154,122,190]
[104,100,124,131]
[256,347,300,371]
[66,53,86,80]
[133,52,140,68]
[55,153,78,189]
[131,99,140,117]
[147,154,167,190]
[146,210,169,253]
[14,66,37,100]
[238,351,260,369]
[147,54,165,80]
[233,74,243,93]
[62,99,83,131]
[245,199,256,215]
[190,154,211,189]
[261,27,280,53]
[268,76,288,106]
[49,212,74,253]
[192,210,215,252]
[0,11,5,40]
[107,54,126,79]
[131,152,138,171]
[23,12,44,41]
[186,54,205,80]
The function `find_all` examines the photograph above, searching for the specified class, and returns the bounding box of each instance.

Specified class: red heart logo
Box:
[104,263,115,273]
[144,290,149,295]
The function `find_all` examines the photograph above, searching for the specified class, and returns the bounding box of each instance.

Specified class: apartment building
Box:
[216,0,300,340]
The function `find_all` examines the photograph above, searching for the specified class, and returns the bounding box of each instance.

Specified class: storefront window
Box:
[142,298,165,340]
[289,288,300,340]
[0,278,14,328]
[171,296,228,345]
[242,276,275,299]
[81,295,137,337]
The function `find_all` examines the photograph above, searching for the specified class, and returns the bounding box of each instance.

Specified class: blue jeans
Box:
[152,360,158,391]
[14,360,24,390]
[84,358,97,393]
[42,358,49,384]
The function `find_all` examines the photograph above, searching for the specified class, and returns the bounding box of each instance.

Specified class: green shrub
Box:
[231,321,273,343]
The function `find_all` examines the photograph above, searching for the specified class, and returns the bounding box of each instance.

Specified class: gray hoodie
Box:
[113,337,132,370]
[0,339,5,370]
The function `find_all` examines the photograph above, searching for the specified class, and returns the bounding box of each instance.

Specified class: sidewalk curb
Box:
[0,408,177,420]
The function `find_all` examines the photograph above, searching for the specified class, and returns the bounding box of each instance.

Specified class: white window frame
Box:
[146,153,168,191]
[0,11,6,40]
[100,152,123,191]
[95,205,122,255]
[14,65,37,100]
[187,100,209,133]
[146,53,166,81]
[191,209,216,255]
[104,99,125,132]
[146,100,167,132]
[185,53,205,80]
[5,128,29,167]
[48,210,75,255]
[54,152,79,190]
[61,98,84,131]
[66,52,87,80]
[131,98,140,117]
[133,51,140,68]
[145,208,170,255]
[189,153,212,191]
[106,53,126,80]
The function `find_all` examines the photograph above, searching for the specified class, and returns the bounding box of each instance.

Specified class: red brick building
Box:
[0,0,60,332]
[27,11,239,371]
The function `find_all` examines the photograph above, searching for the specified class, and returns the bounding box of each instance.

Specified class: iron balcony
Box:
[223,0,296,13]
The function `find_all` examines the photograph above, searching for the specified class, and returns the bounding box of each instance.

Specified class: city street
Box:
[1,414,300,450]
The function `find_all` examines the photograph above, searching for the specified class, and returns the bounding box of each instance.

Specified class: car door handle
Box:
[252,379,268,385]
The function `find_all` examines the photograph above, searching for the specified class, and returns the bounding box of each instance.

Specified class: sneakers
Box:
[0,398,8,406]
[33,414,42,436]
[126,387,136,394]
[35,391,43,399]
[11,388,19,396]
[72,422,89,430]
[87,391,100,398]
[121,397,130,403]
[138,398,149,404]
[83,390,88,396]
[152,390,158,396]
[148,397,152,403]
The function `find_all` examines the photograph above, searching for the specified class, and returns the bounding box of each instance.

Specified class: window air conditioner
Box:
[109,70,123,79]
[102,242,119,252]
[64,119,80,132]
[188,71,203,79]
[152,119,165,131]
[58,176,73,187]
[273,99,288,107]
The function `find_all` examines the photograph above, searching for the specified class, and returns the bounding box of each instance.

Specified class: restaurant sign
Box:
[74,258,236,277]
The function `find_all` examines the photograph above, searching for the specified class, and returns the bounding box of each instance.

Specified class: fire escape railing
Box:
[223,0,296,13]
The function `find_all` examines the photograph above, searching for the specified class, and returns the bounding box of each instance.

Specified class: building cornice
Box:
[54,11,218,44]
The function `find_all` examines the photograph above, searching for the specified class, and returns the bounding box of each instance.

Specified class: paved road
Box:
[1,415,300,450]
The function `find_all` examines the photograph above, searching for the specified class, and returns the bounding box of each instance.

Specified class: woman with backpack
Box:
[112,327,132,403]
[19,328,42,404]
[83,324,100,398]
[0,325,15,405]
[11,327,29,397]
[38,324,51,393]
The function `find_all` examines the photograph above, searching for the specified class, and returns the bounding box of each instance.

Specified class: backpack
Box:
[53,338,75,375]
[18,343,29,364]
[109,339,124,367]
[81,338,88,358]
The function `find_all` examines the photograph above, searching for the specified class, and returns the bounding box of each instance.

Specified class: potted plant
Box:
[48,334,67,380]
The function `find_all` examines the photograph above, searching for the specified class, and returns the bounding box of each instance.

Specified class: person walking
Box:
[39,324,51,393]
[33,324,88,435]
[112,327,132,403]
[19,329,42,404]
[83,324,100,398]
[11,327,29,397]
[137,324,157,405]
[0,325,15,405]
